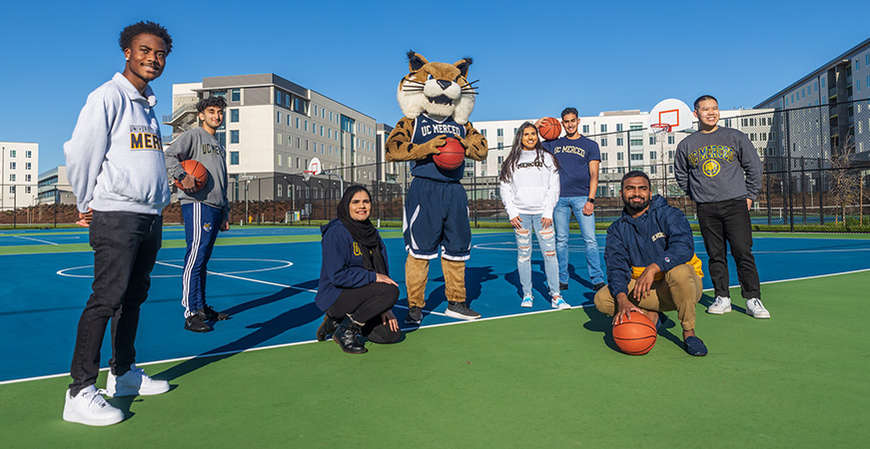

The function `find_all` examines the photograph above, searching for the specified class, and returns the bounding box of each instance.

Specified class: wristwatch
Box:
[587,198,595,203]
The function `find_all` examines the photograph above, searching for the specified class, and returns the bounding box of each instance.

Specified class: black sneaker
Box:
[405,306,423,324]
[316,315,339,341]
[203,305,229,321]
[184,311,213,333]
[560,282,569,291]
[593,282,606,292]
[333,318,367,354]
[445,301,481,320]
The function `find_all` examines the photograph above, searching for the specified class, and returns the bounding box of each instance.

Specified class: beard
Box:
[623,196,650,215]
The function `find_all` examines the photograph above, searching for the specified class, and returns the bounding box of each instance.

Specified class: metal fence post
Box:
[818,156,824,224]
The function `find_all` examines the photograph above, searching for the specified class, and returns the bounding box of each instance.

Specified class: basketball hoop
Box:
[650,123,673,134]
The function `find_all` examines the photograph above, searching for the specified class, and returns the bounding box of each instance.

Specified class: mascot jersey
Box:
[410,114,467,182]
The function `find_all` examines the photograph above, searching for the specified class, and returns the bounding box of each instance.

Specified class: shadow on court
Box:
[400,265,498,331]
[153,280,321,382]
[580,301,685,353]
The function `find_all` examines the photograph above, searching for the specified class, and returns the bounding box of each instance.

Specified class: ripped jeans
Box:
[514,213,560,298]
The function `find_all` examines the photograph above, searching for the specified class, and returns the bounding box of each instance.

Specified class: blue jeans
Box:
[514,213,560,298]
[554,196,604,285]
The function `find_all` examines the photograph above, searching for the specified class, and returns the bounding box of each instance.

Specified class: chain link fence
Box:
[5,99,869,231]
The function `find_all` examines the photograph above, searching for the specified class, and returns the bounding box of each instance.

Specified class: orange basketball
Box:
[538,117,562,140]
[612,311,657,355]
[174,159,208,191]
[433,137,465,170]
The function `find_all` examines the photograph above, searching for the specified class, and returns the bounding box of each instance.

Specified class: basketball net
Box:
[650,123,673,134]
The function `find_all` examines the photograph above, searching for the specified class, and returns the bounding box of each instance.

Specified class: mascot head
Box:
[397,51,477,125]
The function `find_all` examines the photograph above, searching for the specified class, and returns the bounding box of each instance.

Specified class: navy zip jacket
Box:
[605,195,696,298]
[315,218,389,312]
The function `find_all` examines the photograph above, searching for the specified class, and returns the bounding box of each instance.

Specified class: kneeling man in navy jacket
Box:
[594,171,708,356]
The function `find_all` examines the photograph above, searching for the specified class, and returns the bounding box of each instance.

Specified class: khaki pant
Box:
[594,263,702,331]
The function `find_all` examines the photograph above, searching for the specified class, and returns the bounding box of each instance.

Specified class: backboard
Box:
[648,98,695,133]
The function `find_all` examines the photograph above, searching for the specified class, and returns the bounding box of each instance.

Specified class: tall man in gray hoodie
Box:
[62,21,173,426]
[674,95,770,319]
[164,96,231,332]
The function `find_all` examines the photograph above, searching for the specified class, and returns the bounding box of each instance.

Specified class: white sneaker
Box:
[106,365,170,397]
[63,385,124,426]
[707,296,732,314]
[746,298,771,319]
[551,295,571,310]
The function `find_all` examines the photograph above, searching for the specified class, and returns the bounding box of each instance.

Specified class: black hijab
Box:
[336,185,386,274]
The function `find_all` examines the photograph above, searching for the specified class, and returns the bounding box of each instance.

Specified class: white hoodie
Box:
[64,73,170,215]
[499,150,560,219]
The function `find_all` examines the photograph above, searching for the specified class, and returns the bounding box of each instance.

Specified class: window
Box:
[600,124,607,132]
[480,129,487,137]
[212,90,226,99]
[276,111,281,123]
[601,138,607,146]
[497,128,503,137]
[650,165,657,174]
[9,174,15,182]
[8,186,14,193]
[631,153,643,161]
[25,186,31,194]
[582,125,589,134]
[25,162,31,170]
[616,152,623,161]
[304,120,308,131]
[667,136,674,144]
[9,150,15,158]
[630,138,643,147]
[26,150,31,158]
[649,136,656,145]
[216,131,226,147]
[230,130,239,144]
[498,156,504,165]
[821,77,825,88]
[616,137,624,146]
[601,153,608,161]
[668,151,674,159]
[616,124,623,131]
[230,152,239,165]
[277,184,283,197]
[668,166,673,174]
[9,162,15,170]
[866,54,870,66]
[649,151,657,160]
[230,109,239,123]
[497,142,503,151]
[231,89,240,102]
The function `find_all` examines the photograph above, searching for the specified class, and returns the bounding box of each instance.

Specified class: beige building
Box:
[0,141,38,210]
[166,74,378,205]
[37,165,76,205]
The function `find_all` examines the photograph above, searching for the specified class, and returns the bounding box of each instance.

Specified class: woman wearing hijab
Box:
[314,185,402,354]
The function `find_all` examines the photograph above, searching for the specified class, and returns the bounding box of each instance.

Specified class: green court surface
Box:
[2,271,867,449]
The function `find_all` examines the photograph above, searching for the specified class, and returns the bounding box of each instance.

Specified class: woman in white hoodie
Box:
[499,122,566,309]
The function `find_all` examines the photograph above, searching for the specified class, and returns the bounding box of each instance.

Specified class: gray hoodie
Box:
[674,127,762,203]
[63,73,170,215]
[164,127,229,213]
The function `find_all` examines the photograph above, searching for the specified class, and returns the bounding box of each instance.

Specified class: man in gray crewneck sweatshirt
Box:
[164,96,231,332]
[674,95,770,320]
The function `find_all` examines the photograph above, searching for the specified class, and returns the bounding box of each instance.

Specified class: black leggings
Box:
[327,282,401,343]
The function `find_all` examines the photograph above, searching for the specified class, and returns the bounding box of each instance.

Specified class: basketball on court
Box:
[175,159,208,191]
[538,117,561,140]
[433,137,465,170]
[612,312,657,355]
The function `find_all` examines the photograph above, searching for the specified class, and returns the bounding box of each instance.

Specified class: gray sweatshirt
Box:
[63,73,170,215]
[674,127,762,203]
[164,127,229,212]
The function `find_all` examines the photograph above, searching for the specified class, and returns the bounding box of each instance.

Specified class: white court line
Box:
[155,261,317,293]
[12,235,59,246]
[5,267,869,386]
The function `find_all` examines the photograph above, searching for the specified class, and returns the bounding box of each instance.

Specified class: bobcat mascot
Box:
[386,51,488,323]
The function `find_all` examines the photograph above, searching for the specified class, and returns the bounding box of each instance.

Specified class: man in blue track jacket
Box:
[594,171,708,356]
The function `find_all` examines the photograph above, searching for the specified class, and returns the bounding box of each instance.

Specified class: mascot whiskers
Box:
[386,51,488,322]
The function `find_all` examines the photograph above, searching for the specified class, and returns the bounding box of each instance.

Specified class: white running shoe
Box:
[106,365,170,397]
[707,296,732,314]
[746,298,771,319]
[62,385,124,426]
[520,295,533,308]
[551,295,571,310]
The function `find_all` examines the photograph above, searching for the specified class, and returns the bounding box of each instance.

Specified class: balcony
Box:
[162,103,197,126]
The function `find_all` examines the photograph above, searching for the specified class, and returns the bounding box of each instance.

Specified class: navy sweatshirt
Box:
[314,219,389,312]
[604,195,697,297]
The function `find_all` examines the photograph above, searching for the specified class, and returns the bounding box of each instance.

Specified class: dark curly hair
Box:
[197,96,227,112]
[119,21,173,54]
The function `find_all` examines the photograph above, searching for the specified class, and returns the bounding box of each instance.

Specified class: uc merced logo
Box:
[702,159,721,178]
[203,223,212,232]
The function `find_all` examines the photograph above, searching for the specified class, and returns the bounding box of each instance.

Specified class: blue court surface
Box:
[2,229,869,382]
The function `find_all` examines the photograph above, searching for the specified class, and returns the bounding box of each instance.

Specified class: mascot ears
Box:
[407,50,473,78]
[407,51,428,72]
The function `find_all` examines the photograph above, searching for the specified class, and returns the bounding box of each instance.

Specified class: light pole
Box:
[240,173,253,225]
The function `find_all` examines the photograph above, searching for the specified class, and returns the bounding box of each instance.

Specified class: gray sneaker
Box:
[445,302,481,320]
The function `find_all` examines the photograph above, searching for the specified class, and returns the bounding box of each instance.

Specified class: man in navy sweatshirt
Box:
[675,95,769,319]
[61,21,173,426]
[594,171,708,356]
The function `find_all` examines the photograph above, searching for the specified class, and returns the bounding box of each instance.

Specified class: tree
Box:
[829,137,859,225]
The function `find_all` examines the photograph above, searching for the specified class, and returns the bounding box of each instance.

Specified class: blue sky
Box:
[1,0,868,172]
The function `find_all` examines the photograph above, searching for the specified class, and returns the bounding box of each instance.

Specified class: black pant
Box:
[328,282,400,342]
[697,198,761,299]
[69,211,162,396]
